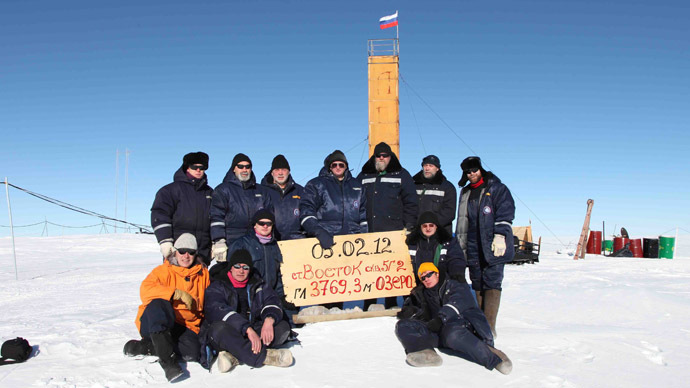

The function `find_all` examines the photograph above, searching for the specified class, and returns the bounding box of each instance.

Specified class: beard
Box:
[236,172,251,182]
[423,171,435,179]
[375,160,388,172]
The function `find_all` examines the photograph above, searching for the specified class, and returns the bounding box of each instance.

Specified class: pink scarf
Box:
[228,272,248,288]
[256,231,272,245]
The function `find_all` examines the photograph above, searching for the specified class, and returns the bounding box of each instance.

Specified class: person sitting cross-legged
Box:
[394,262,512,374]
[203,249,294,371]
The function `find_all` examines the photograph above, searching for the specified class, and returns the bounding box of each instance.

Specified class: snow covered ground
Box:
[1,233,689,388]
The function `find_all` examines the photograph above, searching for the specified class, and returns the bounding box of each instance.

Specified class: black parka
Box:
[261,172,305,240]
[151,167,213,261]
[412,170,457,235]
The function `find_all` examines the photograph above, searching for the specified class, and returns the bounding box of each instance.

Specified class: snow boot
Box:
[483,289,501,338]
[406,348,443,367]
[216,351,239,373]
[489,346,513,375]
[263,348,293,367]
[123,338,154,357]
[150,330,184,382]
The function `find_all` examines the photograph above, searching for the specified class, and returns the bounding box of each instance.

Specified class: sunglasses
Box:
[257,221,273,227]
[464,168,479,175]
[233,264,251,271]
[375,153,390,158]
[419,271,436,281]
[236,164,252,170]
[330,162,346,169]
[177,248,196,256]
[189,164,206,171]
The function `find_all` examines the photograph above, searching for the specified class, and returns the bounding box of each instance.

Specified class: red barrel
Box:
[613,237,630,252]
[586,231,603,254]
[629,239,643,258]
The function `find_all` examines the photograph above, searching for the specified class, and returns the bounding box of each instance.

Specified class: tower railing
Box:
[367,39,399,57]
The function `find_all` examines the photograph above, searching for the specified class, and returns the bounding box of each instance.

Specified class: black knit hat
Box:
[324,150,348,169]
[271,154,290,171]
[417,211,440,228]
[229,249,253,267]
[252,208,276,225]
[182,152,209,170]
[373,142,394,156]
[231,153,252,168]
[422,155,441,168]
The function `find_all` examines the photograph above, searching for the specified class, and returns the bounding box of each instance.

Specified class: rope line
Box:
[3,182,151,233]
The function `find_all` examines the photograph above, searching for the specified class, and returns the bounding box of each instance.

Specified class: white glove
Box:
[491,234,506,257]
[159,242,174,259]
[212,239,228,262]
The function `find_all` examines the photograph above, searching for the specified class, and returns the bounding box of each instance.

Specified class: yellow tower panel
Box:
[368,55,399,157]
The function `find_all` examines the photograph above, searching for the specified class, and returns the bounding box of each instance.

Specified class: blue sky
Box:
[1,0,688,242]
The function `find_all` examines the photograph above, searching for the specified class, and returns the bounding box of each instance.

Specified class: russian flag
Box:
[379,11,398,29]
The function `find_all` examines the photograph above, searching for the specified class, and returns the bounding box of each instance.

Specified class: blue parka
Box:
[300,167,368,236]
[412,170,457,235]
[228,231,285,300]
[210,169,273,244]
[261,171,305,240]
[401,277,494,346]
[455,172,515,266]
[151,167,213,260]
[204,265,284,339]
[358,154,418,232]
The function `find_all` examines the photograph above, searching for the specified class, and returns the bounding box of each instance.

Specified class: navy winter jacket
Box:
[300,167,367,236]
[412,170,457,235]
[406,228,467,283]
[151,167,213,260]
[358,154,418,232]
[260,172,305,240]
[228,231,285,300]
[401,277,494,346]
[455,172,515,266]
[210,169,273,244]
[204,267,284,338]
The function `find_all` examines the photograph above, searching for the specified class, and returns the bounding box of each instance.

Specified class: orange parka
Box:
[135,260,210,334]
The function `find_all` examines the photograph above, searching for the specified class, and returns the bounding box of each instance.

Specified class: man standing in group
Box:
[455,156,515,337]
[358,142,418,310]
[151,152,213,264]
[261,154,304,240]
[412,155,456,235]
[300,150,368,309]
[210,153,273,263]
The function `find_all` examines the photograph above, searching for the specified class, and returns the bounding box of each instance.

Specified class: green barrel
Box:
[659,236,675,259]
[603,240,613,254]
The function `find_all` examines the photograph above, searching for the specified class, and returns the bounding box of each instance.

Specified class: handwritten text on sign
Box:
[278,230,416,306]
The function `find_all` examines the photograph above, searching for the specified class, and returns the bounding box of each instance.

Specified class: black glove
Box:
[427,317,443,333]
[397,306,416,319]
[315,228,334,249]
[281,297,297,311]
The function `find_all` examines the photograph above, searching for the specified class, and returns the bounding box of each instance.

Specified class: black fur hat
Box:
[182,152,209,170]
[459,156,487,187]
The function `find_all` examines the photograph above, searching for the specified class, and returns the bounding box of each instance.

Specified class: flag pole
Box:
[396,10,399,54]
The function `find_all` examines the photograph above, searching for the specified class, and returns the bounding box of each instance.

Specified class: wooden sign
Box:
[278,230,416,306]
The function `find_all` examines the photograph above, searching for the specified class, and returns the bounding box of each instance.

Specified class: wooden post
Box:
[574,199,594,260]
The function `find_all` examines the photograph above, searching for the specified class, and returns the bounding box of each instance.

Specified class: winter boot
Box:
[483,289,501,338]
[263,348,293,367]
[405,349,443,367]
[150,330,184,382]
[489,346,513,375]
[123,338,154,357]
[216,351,239,373]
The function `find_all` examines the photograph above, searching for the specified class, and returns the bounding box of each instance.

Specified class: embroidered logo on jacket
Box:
[483,206,492,214]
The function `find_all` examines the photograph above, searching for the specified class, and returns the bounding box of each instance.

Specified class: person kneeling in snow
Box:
[394,262,512,374]
[203,249,293,371]
[123,233,210,383]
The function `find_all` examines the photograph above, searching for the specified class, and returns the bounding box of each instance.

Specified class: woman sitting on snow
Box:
[123,233,210,383]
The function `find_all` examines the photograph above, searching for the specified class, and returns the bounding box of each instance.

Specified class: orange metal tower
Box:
[367,39,400,157]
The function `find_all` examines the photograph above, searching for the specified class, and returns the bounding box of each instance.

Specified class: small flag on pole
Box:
[379,11,398,29]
